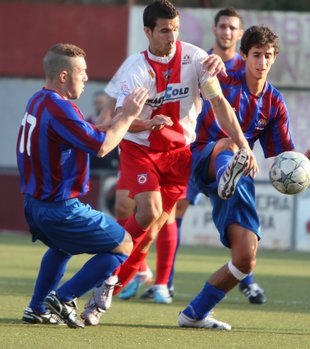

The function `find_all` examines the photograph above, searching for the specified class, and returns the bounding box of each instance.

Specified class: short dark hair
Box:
[43,43,86,80]
[240,25,279,56]
[214,7,243,29]
[143,0,179,31]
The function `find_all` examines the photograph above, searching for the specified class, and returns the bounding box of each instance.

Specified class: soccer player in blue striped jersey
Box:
[166,8,265,305]
[178,25,304,330]
[16,43,148,328]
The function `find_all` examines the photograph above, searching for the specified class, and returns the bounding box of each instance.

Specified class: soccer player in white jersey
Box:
[81,0,258,327]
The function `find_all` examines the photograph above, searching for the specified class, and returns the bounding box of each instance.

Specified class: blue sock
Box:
[215,150,234,184]
[240,272,254,287]
[168,217,182,289]
[56,253,127,302]
[30,248,71,313]
[183,282,225,320]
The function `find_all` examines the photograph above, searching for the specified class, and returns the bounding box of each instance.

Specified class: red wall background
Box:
[0,3,129,80]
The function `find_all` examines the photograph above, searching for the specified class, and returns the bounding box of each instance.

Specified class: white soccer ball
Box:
[269,151,310,195]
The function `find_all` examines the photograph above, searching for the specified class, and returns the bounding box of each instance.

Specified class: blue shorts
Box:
[185,174,201,205]
[191,143,261,248]
[24,195,125,255]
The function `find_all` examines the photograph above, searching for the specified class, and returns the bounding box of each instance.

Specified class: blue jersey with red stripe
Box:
[207,50,245,71]
[194,70,294,157]
[16,88,106,201]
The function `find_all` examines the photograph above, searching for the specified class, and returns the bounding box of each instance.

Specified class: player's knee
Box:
[232,255,256,275]
[112,231,133,256]
[136,208,161,228]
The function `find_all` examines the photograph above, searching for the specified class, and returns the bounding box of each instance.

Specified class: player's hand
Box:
[201,54,227,77]
[244,146,259,178]
[122,87,149,118]
[147,114,173,131]
[304,149,310,160]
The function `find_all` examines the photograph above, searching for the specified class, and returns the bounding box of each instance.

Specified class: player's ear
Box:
[144,26,152,40]
[59,70,68,83]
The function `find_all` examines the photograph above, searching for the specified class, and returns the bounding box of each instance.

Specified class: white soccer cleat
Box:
[153,285,173,304]
[218,148,249,200]
[80,295,105,326]
[178,311,232,331]
[93,275,118,310]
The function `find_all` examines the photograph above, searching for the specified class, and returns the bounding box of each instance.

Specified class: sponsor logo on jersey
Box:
[146,85,190,108]
[137,173,148,184]
[182,54,191,65]
[256,117,267,130]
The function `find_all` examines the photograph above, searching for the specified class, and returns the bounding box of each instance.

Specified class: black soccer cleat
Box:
[44,291,84,328]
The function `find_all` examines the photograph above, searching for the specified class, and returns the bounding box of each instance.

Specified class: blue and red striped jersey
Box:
[207,50,245,71]
[16,88,106,201]
[194,70,294,158]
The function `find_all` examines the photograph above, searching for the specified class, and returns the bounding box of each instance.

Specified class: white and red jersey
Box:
[116,41,210,151]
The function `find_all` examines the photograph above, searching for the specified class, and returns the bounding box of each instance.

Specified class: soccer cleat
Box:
[80,295,105,326]
[140,286,155,300]
[178,311,232,331]
[239,282,266,304]
[218,148,249,200]
[140,285,174,300]
[92,275,118,310]
[44,291,84,329]
[119,267,153,300]
[22,306,64,325]
[153,285,173,304]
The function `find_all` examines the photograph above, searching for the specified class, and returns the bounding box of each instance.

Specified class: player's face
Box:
[145,16,179,57]
[243,44,276,81]
[213,16,243,50]
[64,57,88,100]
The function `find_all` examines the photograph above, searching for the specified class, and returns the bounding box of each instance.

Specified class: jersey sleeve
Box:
[259,98,295,158]
[116,56,149,109]
[105,53,140,99]
[49,99,106,156]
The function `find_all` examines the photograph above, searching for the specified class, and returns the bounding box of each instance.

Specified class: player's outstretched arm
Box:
[97,87,148,157]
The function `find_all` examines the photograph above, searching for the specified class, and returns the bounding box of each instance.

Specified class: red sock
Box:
[113,247,148,295]
[154,220,178,285]
[119,215,149,273]
[113,215,149,294]
[139,259,148,273]
[124,214,148,245]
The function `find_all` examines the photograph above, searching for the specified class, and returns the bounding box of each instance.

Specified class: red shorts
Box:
[119,140,191,213]
[115,168,128,191]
